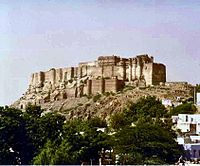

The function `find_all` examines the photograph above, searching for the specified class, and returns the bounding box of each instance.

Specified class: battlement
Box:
[97,55,121,66]
[78,61,97,67]
[132,54,154,64]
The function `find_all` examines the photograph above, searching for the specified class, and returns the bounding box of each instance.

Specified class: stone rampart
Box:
[16,54,166,109]
[29,54,165,89]
[105,77,124,92]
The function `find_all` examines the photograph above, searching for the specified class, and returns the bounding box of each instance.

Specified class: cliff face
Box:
[13,54,166,110]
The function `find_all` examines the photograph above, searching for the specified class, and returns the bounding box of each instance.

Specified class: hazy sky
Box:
[0,0,200,105]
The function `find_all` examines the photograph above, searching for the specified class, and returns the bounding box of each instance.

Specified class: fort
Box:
[16,54,166,109]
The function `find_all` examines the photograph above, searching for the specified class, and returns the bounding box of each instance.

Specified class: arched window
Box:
[186,115,188,122]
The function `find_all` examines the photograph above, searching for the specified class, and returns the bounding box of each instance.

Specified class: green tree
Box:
[32,140,57,165]
[127,96,167,118]
[39,112,65,142]
[112,119,183,165]
[87,116,107,128]
[23,105,65,163]
[110,112,129,130]
[170,103,197,115]
[0,107,28,164]
[110,96,183,164]
[111,96,168,129]
[196,84,200,92]
[33,118,110,165]
[0,105,65,164]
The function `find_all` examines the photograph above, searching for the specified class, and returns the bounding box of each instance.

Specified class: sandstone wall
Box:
[62,67,74,81]
[65,88,77,98]
[45,69,56,84]
[23,54,166,108]
[85,80,92,95]
[102,66,113,78]
[113,66,125,80]
[143,63,153,86]
[152,63,166,85]
[84,78,125,95]
[91,79,105,94]
[105,77,124,92]
[30,67,75,87]
[29,54,165,89]
[87,66,102,78]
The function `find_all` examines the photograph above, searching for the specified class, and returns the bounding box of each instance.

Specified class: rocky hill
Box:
[12,54,194,120]
[13,83,193,121]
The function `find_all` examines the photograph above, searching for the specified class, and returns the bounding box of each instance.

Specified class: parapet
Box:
[98,55,121,66]
[133,54,154,64]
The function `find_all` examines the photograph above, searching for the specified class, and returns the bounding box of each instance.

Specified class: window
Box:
[186,115,188,122]
[193,149,196,157]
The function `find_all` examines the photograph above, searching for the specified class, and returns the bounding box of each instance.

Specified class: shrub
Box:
[93,93,102,102]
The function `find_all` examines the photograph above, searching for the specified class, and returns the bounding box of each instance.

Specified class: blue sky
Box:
[0,0,200,105]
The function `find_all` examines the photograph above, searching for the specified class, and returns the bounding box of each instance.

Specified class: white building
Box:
[197,93,200,106]
[177,136,200,145]
[174,114,200,161]
[177,136,200,160]
[161,99,182,107]
[162,99,172,107]
[184,143,200,160]
[190,136,200,143]
[174,114,200,135]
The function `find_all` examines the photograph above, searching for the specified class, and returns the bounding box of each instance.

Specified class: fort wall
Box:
[105,77,124,92]
[143,63,153,86]
[91,79,105,94]
[152,63,166,85]
[26,54,166,105]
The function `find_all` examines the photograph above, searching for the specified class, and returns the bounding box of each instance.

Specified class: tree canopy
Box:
[110,96,168,129]
[112,119,183,164]
[170,103,197,115]
[0,105,66,164]
[33,118,109,165]
[110,96,183,164]
[0,96,184,165]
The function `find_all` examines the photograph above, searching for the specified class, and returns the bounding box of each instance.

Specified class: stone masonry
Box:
[16,54,166,109]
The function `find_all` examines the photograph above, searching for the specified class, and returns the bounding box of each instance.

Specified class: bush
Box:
[77,103,83,106]
[68,79,73,83]
[123,85,135,92]
[92,93,102,102]
[103,92,111,97]
[170,103,197,115]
